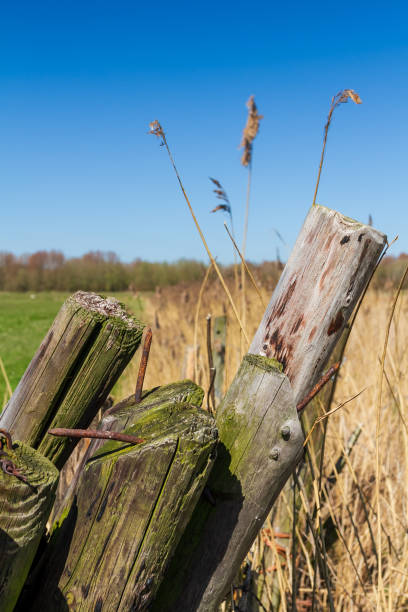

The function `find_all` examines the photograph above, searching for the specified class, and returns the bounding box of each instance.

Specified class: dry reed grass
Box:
[312,89,362,207]
[117,276,408,611]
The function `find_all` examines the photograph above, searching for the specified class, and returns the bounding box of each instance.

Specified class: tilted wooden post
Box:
[31,382,217,611]
[154,356,303,611]
[249,205,386,403]
[154,205,386,611]
[250,207,386,610]
[48,379,205,526]
[0,441,59,612]
[0,291,144,468]
[212,315,226,404]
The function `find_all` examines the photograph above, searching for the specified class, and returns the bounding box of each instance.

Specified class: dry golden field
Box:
[116,272,408,611]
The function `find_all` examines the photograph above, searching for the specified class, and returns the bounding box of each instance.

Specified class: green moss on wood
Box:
[32,401,217,611]
[0,442,59,612]
[153,354,303,612]
[244,353,283,372]
[0,291,145,470]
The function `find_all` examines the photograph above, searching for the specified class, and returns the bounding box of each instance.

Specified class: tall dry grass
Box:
[117,275,408,611]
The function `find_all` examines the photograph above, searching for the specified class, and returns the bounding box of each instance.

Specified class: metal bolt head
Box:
[281,425,291,441]
[270,447,280,461]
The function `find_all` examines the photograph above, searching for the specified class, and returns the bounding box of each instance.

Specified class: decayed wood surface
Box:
[155,205,386,611]
[255,333,350,611]
[0,442,58,612]
[0,291,144,468]
[49,396,113,529]
[48,380,204,528]
[250,209,385,612]
[250,204,386,403]
[154,356,303,611]
[32,383,216,611]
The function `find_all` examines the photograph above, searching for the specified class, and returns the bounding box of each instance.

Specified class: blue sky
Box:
[0,1,407,263]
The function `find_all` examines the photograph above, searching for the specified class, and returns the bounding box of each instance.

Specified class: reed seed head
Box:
[149,120,165,142]
[209,177,231,214]
[239,95,263,167]
[340,89,362,105]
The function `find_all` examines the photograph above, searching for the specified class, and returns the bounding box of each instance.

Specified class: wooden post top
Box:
[249,205,386,403]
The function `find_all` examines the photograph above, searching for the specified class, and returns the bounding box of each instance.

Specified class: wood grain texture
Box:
[32,389,216,611]
[155,206,386,611]
[154,355,304,611]
[48,380,205,528]
[0,442,58,612]
[0,291,144,468]
[249,205,386,403]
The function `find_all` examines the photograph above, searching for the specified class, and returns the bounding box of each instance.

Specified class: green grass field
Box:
[0,291,145,407]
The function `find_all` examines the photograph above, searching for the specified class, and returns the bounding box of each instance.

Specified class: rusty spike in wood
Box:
[0,429,13,450]
[135,327,152,404]
[48,428,145,445]
[32,398,217,612]
[296,362,340,413]
[155,205,386,612]
[249,205,386,404]
[0,291,145,469]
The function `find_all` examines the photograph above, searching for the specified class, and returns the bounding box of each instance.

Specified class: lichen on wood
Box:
[154,354,304,611]
[0,291,144,468]
[48,379,205,528]
[31,389,217,611]
[0,442,59,612]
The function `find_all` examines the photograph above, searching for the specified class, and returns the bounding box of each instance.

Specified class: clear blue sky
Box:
[0,1,407,263]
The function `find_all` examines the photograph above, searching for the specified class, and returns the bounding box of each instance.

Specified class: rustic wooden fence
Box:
[0,205,385,611]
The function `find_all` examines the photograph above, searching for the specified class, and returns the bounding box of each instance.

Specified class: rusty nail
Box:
[48,428,145,446]
[0,451,28,483]
[0,429,13,450]
[296,362,340,413]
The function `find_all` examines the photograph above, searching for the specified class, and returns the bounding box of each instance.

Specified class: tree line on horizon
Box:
[0,250,405,293]
[0,250,209,292]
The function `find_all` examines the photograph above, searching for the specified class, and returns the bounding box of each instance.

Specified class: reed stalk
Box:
[150,120,249,344]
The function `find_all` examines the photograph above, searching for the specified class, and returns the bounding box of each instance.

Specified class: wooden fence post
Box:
[29,382,216,611]
[249,205,386,403]
[53,379,205,518]
[0,441,58,612]
[154,355,303,611]
[154,205,386,611]
[212,315,226,404]
[0,291,144,468]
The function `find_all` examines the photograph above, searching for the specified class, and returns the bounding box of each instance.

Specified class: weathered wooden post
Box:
[154,205,386,611]
[155,356,303,611]
[249,205,385,403]
[0,436,59,612]
[30,382,217,611]
[48,379,205,525]
[212,315,226,404]
[0,291,144,468]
